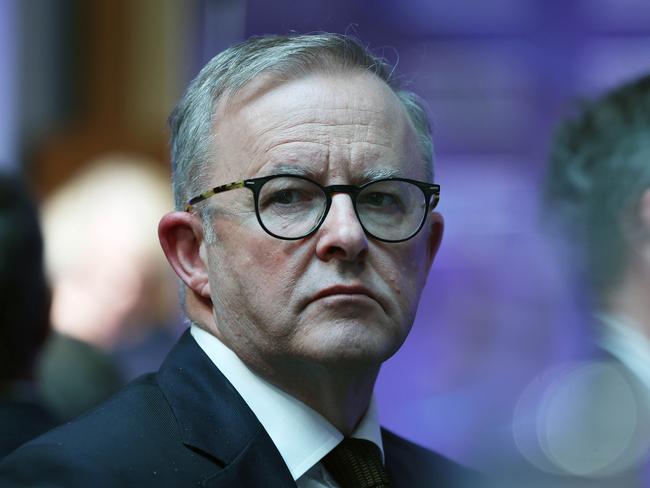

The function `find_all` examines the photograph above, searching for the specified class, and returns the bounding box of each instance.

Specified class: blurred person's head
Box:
[43,154,176,349]
[545,74,650,306]
[514,75,650,482]
[0,172,50,385]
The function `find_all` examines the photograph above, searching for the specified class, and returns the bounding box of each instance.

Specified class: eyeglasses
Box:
[186,174,440,243]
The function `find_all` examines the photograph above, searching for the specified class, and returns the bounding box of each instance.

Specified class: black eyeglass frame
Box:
[185,174,441,243]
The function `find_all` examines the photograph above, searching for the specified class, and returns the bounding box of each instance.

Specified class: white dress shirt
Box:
[190,325,384,487]
[597,312,650,391]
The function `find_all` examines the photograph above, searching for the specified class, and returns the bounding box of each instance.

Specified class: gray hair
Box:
[169,33,434,212]
[545,74,650,298]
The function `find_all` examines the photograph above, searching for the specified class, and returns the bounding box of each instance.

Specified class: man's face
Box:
[200,71,441,372]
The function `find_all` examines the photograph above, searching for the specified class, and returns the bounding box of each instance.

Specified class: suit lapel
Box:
[157,330,296,487]
[200,430,298,488]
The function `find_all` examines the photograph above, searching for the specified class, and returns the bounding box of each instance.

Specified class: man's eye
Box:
[360,192,397,207]
[268,189,308,205]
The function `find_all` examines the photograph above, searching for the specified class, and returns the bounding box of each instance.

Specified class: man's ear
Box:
[158,211,212,299]
[426,211,444,271]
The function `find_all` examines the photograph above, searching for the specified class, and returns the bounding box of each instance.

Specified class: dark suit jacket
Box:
[0,397,55,460]
[0,330,476,487]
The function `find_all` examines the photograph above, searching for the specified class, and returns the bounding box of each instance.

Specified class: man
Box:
[0,33,473,487]
[547,74,650,484]
[0,172,55,459]
[505,75,650,487]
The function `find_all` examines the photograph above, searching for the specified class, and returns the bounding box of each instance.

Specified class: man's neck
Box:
[255,359,380,435]
[604,266,650,341]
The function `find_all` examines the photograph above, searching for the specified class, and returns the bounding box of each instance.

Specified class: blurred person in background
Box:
[0,172,55,459]
[36,154,179,422]
[508,74,650,487]
[0,33,481,487]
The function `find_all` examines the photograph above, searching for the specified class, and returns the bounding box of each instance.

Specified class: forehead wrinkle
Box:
[253,119,414,182]
[258,122,394,154]
[259,110,399,144]
[248,97,396,132]
[348,140,404,164]
[257,131,406,182]
[254,142,330,179]
[243,83,406,147]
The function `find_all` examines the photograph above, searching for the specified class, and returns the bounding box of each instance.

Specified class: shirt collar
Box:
[190,325,384,480]
[596,312,650,391]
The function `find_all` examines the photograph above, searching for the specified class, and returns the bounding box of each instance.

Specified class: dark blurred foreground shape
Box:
[504,74,650,487]
[3,0,186,425]
[0,172,55,459]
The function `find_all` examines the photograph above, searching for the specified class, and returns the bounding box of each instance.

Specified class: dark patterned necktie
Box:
[321,438,392,488]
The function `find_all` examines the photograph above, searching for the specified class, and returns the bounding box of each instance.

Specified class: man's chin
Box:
[296,326,404,367]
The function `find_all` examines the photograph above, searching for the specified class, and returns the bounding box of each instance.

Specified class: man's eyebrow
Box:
[257,164,403,182]
[359,167,403,181]
[258,164,318,178]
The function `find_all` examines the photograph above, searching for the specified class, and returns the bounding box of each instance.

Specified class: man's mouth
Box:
[310,284,384,311]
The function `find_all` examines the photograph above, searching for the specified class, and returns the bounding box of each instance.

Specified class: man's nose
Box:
[315,193,369,261]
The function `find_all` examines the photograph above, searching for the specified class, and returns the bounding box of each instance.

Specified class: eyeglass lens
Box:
[256,176,428,241]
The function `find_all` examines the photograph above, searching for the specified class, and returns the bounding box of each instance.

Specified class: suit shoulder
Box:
[0,374,215,486]
[0,399,55,459]
[43,373,171,442]
[1,373,166,456]
[382,428,480,487]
